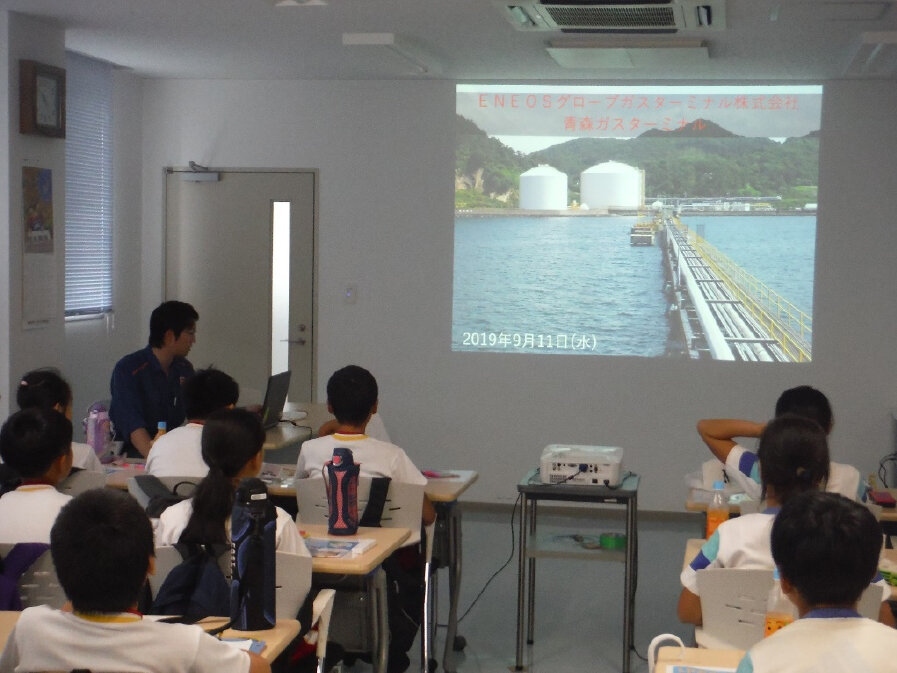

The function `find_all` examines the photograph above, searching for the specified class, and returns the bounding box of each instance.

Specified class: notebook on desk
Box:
[260,371,291,430]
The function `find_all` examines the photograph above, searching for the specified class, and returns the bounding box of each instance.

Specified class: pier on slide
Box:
[662,217,812,362]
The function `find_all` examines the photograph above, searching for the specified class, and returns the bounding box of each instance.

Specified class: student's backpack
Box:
[149,543,230,621]
[0,543,51,610]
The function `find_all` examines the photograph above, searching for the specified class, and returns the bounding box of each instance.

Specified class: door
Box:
[165,169,315,403]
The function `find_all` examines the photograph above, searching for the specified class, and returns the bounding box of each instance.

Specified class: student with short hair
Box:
[681,414,894,626]
[110,300,199,458]
[155,408,307,556]
[697,385,866,501]
[0,488,270,673]
[146,367,240,478]
[16,368,103,472]
[0,408,73,543]
[296,365,433,673]
[736,491,897,673]
[297,365,434,524]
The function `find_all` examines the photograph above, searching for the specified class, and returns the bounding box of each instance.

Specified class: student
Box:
[146,367,239,478]
[0,488,269,673]
[680,414,894,626]
[697,385,865,501]
[0,408,73,543]
[296,365,433,673]
[297,364,435,525]
[736,491,897,673]
[155,407,308,556]
[110,300,198,458]
[16,368,103,472]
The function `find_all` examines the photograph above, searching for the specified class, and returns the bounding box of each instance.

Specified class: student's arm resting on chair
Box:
[677,587,702,625]
[697,419,766,463]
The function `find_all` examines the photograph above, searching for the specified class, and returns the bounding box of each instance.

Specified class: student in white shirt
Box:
[0,408,73,543]
[146,367,239,479]
[736,491,897,673]
[0,488,268,673]
[155,407,307,556]
[697,385,866,502]
[16,368,103,473]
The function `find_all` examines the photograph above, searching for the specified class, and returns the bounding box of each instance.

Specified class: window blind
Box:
[65,52,113,316]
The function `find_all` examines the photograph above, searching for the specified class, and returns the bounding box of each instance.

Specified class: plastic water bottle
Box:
[705,480,729,539]
[153,421,167,440]
[765,568,797,637]
[86,407,111,459]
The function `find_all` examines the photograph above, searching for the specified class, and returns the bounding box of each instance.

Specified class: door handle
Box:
[280,338,307,346]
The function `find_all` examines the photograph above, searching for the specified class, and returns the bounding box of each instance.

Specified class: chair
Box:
[126,475,198,509]
[58,469,106,496]
[0,542,67,609]
[857,582,883,619]
[295,476,424,544]
[151,546,336,673]
[695,568,774,650]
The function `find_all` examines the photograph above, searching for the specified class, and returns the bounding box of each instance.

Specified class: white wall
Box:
[1,13,66,418]
[130,78,897,509]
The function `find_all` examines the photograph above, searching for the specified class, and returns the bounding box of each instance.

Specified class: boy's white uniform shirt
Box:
[145,423,208,478]
[297,433,426,486]
[0,485,71,543]
[736,609,897,673]
[0,605,251,673]
[154,497,310,556]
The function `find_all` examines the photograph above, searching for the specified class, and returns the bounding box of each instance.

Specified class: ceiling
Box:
[2,0,897,81]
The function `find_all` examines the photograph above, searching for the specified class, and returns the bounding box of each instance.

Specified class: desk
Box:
[655,645,744,672]
[299,524,410,673]
[0,611,300,662]
[426,470,478,673]
[515,470,639,673]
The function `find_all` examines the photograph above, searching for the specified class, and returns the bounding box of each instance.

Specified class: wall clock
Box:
[19,60,66,138]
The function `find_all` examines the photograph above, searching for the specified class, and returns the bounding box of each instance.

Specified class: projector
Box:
[540,444,624,486]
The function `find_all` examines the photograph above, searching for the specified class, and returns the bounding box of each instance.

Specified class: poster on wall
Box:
[22,166,54,253]
[22,167,56,328]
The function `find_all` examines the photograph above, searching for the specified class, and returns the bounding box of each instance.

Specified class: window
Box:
[65,52,113,317]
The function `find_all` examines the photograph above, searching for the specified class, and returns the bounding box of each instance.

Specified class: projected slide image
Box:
[453,85,821,362]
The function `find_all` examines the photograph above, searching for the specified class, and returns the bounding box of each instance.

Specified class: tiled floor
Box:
[349,503,702,673]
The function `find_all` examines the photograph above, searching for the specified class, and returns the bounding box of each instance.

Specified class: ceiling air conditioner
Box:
[501,0,725,33]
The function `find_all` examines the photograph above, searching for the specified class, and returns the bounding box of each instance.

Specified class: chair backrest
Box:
[0,542,67,609]
[295,476,424,543]
[150,545,311,620]
[857,582,883,619]
[127,475,198,509]
[58,469,106,496]
[696,568,774,650]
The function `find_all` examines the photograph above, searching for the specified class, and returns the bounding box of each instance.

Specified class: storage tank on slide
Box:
[519,165,568,210]
[580,161,644,211]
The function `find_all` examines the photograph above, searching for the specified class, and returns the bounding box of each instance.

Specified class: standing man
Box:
[110,301,198,457]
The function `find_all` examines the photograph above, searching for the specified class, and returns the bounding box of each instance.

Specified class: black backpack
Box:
[149,543,230,622]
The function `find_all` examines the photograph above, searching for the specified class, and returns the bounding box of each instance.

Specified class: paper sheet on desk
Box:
[220,638,266,654]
